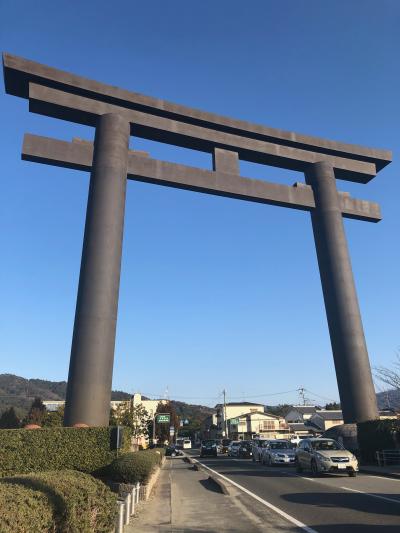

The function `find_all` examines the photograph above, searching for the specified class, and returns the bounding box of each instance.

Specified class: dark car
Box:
[221,438,231,454]
[238,440,253,459]
[200,439,218,457]
[165,445,183,457]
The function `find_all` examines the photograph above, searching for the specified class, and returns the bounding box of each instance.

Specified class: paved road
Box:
[186,450,400,532]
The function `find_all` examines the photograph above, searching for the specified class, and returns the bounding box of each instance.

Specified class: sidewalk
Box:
[126,458,298,532]
[360,464,400,479]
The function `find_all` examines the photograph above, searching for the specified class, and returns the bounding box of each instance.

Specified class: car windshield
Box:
[202,440,216,446]
[270,441,292,450]
[311,440,343,451]
[222,439,231,445]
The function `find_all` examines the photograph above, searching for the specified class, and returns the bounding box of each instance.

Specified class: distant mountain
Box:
[0,375,215,426]
[0,374,131,416]
[376,389,400,410]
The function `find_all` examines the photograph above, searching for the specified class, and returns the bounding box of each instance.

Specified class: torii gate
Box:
[2,53,391,427]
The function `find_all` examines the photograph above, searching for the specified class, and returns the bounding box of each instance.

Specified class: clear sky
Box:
[0,1,399,407]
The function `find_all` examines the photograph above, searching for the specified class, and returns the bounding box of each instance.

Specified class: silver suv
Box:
[261,440,296,465]
[295,438,358,477]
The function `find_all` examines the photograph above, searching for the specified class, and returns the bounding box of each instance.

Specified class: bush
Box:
[101,449,164,484]
[0,470,117,532]
[357,419,400,463]
[0,427,132,477]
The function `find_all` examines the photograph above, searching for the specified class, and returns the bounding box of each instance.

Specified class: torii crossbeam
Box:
[3,53,392,426]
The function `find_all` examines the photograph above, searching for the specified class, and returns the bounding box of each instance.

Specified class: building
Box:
[228,411,290,440]
[43,400,65,412]
[215,402,265,437]
[308,410,344,431]
[285,406,318,423]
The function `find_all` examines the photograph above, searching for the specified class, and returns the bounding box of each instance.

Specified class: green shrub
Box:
[0,470,117,533]
[357,419,400,463]
[0,427,132,477]
[0,480,55,532]
[102,449,163,484]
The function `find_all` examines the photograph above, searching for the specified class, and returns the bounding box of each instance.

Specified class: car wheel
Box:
[348,471,357,477]
[311,460,319,476]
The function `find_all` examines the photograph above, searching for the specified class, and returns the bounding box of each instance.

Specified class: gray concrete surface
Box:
[64,113,130,427]
[127,457,300,532]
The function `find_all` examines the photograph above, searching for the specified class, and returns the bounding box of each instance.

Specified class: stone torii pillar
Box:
[306,161,379,423]
[64,113,130,427]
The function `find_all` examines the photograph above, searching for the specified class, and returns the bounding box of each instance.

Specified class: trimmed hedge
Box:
[0,469,117,532]
[100,449,164,484]
[357,419,400,463]
[0,427,132,477]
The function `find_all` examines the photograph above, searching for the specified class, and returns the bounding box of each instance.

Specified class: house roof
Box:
[288,423,309,431]
[288,405,318,414]
[312,410,343,420]
[228,411,274,421]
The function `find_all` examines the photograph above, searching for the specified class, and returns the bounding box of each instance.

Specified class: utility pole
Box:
[298,387,307,406]
[223,389,228,438]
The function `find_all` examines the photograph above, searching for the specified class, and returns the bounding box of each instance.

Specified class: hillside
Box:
[376,389,400,410]
[0,374,131,416]
[0,374,215,425]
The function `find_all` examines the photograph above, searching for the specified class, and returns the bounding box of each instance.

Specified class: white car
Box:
[295,438,358,477]
[261,440,296,465]
[251,439,269,462]
[227,441,242,457]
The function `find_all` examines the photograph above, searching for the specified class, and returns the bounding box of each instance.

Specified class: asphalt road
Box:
[186,450,400,532]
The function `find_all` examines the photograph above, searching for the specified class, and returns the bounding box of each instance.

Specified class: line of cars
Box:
[252,437,358,477]
[200,437,358,477]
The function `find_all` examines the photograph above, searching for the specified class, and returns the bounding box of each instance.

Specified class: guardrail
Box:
[376,449,400,467]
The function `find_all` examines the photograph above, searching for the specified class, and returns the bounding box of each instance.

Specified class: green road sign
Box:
[156,413,170,424]
[230,418,240,425]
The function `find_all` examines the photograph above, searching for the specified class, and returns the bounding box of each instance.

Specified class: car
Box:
[200,439,218,457]
[295,438,358,477]
[227,441,242,457]
[251,439,269,462]
[238,441,253,459]
[220,438,231,454]
[165,445,183,457]
[261,440,296,465]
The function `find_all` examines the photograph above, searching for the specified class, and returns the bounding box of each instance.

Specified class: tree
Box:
[24,397,46,426]
[42,405,65,427]
[111,401,151,440]
[155,402,179,444]
[325,402,341,410]
[375,351,400,390]
[0,407,20,428]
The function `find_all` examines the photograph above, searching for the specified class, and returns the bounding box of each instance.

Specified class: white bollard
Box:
[116,501,124,533]
[136,482,140,503]
[124,494,131,525]
[131,487,136,515]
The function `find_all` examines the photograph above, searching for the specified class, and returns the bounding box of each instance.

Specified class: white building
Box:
[228,411,290,440]
[215,402,265,437]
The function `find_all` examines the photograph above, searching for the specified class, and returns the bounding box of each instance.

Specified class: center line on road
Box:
[340,486,400,504]
[191,457,318,533]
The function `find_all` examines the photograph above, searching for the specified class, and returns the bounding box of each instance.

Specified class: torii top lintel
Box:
[3,53,391,184]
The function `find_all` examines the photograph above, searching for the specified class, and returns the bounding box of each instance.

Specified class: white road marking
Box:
[340,486,400,505]
[366,475,400,482]
[191,457,318,533]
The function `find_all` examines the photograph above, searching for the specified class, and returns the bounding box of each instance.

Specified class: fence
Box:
[376,449,400,467]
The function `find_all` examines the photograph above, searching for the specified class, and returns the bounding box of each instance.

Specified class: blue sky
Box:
[0,1,399,407]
